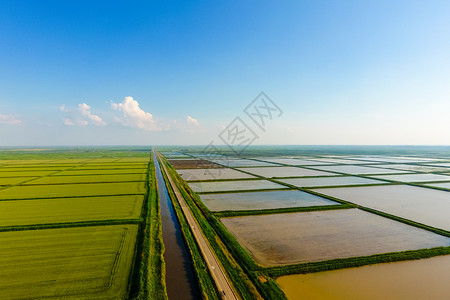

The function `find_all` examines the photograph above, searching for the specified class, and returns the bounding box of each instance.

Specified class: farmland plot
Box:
[26,173,146,185]
[57,168,147,175]
[211,159,278,167]
[0,181,146,199]
[367,173,450,182]
[310,165,410,175]
[177,168,256,181]
[313,185,450,231]
[239,166,335,178]
[199,190,339,211]
[424,182,450,190]
[0,225,138,299]
[0,170,57,177]
[0,177,37,186]
[0,195,144,226]
[277,254,450,300]
[278,176,385,188]
[188,179,288,193]
[221,209,450,266]
[254,158,331,166]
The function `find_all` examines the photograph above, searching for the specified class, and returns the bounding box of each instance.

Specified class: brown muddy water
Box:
[154,154,201,300]
[277,254,450,300]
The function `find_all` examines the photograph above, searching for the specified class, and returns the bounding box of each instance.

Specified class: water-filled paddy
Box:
[188,179,288,193]
[177,168,256,181]
[311,165,409,175]
[277,254,450,300]
[199,190,339,211]
[313,185,450,231]
[368,173,450,182]
[238,166,335,178]
[306,158,373,164]
[254,158,330,166]
[279,176,385,188]
[212,159,278,167]
[220,209,450,266]
[424,182,450,190]
[427,162,450,167]
[370,164,450,173]
[351,156,440,164]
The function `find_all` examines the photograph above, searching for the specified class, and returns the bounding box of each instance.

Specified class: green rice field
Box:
[0,148,152,299]
[0,225,138,299]
[0,195,144,226]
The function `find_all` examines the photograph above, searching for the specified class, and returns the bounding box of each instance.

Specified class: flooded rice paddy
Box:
[220,209,450,266]
[424,182,450,190]
[368,173,450,182]
[199,190,339,211]
[371,164,450,173]
[188,179,288,193]
[278,176,385,187]
[313,185,450,231]
[176,168,256,181]
[253,158,331,166]
[211,159,278,167]
[310,165,410,175]
[277,254,450,300]
[238,166,335,178]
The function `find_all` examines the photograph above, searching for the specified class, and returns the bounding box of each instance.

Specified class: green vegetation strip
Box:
[265,246,450,277]
[0,218,141,233]
[129,155,167,300]
[213,204,353,218]
[162,156,287,300]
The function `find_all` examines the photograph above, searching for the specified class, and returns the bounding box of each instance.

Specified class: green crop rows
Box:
[0,148,165,299]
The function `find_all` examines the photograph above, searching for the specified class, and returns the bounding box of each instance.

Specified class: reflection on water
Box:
[154,154,201,300]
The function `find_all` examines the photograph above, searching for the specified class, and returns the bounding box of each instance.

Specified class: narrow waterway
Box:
[153,152,201,300]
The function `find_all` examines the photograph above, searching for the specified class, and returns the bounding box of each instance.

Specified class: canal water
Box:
[153,153,201,300]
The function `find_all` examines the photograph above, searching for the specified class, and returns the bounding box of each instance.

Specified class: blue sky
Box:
[1,0,449,146]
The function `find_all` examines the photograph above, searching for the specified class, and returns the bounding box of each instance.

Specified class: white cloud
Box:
[186,115,199,126]
[0,113,22,125]
[60,103,106,126]
[78,103,106,126]
[111,96,160,131]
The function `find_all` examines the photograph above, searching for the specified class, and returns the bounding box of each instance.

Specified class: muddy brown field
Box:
[276,254,450,300]
[221,209,450,266]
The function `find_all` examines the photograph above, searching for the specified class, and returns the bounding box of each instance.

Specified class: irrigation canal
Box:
[153,152,201,299]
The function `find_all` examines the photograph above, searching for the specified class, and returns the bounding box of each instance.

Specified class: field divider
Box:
[0,193,145,202]
[213,204,353,218]
[0,218,142,233]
